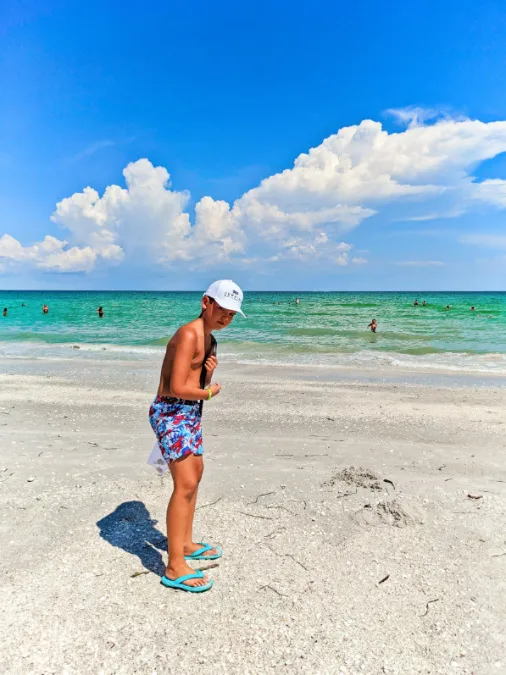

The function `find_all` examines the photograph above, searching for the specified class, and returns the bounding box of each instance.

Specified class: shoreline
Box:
[2,352,506,389]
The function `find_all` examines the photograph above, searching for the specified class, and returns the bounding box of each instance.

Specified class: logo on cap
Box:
[223,291,240,300]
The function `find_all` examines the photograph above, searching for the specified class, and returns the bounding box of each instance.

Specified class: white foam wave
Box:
[1,340,506,375]
[218,348,506,375]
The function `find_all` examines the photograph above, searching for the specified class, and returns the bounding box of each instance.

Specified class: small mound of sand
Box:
[324,466,382,491]
[353,499,423,528]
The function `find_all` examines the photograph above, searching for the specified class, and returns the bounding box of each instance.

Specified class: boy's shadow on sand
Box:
[97,501,167,576]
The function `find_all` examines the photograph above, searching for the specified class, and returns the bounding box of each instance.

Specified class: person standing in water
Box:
[148,280,245,593]
[367,319,377,333]
[2,308,7,317]
[97,306,104,318]
[414,299,419,306]
[42,304,49,314]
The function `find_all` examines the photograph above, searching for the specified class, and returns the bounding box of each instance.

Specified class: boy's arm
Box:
[170,329,216,400]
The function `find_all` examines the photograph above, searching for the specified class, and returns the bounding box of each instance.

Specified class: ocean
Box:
[1,291,505,374]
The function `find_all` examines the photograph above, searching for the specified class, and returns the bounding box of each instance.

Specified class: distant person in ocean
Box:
[21,302,25,307]
[471,306,475,311]
[446,305,450,310]
[367,319,377,333]
[422,300,426,306]
[42,304,49,314]
[414,299,419,306]
[97,306,104,318]
[148,280,245,593]
[295,297,300,305]
[2,308,7,317]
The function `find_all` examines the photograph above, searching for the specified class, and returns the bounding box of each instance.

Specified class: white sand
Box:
[1,356,505,674]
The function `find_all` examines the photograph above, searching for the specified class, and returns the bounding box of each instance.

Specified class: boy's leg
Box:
[184,489,200,551]
[165,454,209,587]
[182,459,219,557]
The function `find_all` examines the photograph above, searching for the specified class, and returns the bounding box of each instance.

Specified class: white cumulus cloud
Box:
[4,110,506,274]
[0,234,98,273]
[472,179,506,208]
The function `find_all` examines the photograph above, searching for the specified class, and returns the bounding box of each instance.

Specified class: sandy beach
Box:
[1,355,505,674]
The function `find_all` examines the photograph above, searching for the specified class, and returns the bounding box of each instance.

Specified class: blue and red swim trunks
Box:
[149,396,203,463]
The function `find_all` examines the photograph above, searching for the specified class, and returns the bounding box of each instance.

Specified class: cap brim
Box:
[215,297,246,317]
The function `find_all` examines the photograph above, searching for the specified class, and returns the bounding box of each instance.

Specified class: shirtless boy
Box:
[149,280,245,593]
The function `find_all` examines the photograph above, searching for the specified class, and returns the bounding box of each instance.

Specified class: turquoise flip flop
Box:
[160,570,213,593]
[184,542,223,561]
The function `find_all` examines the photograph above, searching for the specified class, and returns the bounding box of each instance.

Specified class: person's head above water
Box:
[201,279,245,330]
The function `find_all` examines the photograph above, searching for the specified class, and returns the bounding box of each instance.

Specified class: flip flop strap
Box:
[187,543,213,558]
[173,571,204,584]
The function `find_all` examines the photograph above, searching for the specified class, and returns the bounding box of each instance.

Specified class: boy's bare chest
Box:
[190,337,212,371]
[190,349,206,371]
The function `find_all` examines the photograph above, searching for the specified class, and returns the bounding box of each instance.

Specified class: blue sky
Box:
[1,0,506,290]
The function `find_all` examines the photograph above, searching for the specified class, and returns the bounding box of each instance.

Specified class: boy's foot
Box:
[184,542,222,559]
[164,562,210,588]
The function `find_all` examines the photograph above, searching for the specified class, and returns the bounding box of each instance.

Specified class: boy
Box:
[149,280,245,593]
[367,319,377,333]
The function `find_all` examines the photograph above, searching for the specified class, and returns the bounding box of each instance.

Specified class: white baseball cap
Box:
[204,279,245,317]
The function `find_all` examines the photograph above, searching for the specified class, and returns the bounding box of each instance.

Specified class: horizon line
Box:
[1,289,505,294]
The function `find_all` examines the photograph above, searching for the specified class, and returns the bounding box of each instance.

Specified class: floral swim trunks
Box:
[149,396,203,463]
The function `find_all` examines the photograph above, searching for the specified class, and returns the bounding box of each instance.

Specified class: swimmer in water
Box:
[97,306,104,318]
[367,319,377,333]
[42,304,49,314]
[295,298,300,305]
[471,306,475,311]
[422,300,426,306]
[3,308,7,317]
[446,305,450,310]
[414,299,419,306]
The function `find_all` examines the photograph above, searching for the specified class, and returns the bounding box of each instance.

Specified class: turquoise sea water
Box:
[1,291,505,373]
